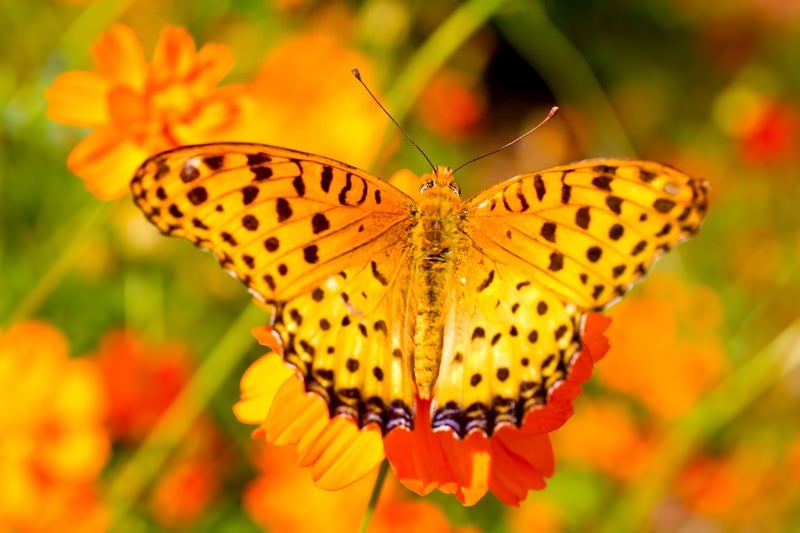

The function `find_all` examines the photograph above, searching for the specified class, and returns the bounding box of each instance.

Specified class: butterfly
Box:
[131,142,708,437]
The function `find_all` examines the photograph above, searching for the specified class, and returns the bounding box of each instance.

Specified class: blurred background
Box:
[2,0,800,531]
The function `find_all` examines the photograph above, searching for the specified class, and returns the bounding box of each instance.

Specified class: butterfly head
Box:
[418,165,460,198]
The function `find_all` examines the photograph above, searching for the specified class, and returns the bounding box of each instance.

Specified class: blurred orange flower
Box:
[244,444,374,533]
[149,421,226,529]
[246,31,386,169]
[507,498,563,533]
[46,23,254,199]
[245,444,480,533]
[553,398,654,481]
[0,321,109,533]
[738,100,799,164]
[674,445,781,526]
[597,274,726,420]
[235,311,610,506]
[92,330,193,442]
[417,70,486,140]
[90,330,225,528]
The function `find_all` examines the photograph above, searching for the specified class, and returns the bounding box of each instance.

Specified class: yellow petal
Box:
[233,354,294,425]
[308,419,383,490]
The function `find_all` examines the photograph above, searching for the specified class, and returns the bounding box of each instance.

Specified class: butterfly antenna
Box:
[451,106,559,175]
[352,68,437,173]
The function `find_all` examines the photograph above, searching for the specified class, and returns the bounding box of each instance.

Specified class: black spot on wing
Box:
[311,213,330,234]
[533,174,546,201]
[276,198,292,222]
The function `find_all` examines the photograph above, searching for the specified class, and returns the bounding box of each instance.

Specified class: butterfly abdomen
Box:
[410,194,463,399]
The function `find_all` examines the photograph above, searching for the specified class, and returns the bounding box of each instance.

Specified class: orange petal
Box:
[385,399,457,496]
[488,429,553,506]
[582,313,612,363]
[385,398,492,505]
[259,369,383,489]
[149,26,197,86]
[91,24,146,88]
[192,43,235,90]
[107,85,148,131]
[66,128,150,200]
[252,326,284,354]
[437,430,490,506]
[45,71,111,127]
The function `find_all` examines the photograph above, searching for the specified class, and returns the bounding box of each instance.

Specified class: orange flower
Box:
[552,398,654,480]
[244,443,480,533]
[674,445,781,526]
[738,100,799,164]
[235,312,610,506]
[507,498,563,533]
[597,274,726,420]
[417,70,486,140]
[0,321,109,532]
[46,24,253,199]
[243,444,375,533]
[149,421,225,529]
[246,31,387,169]
[92,330,194,442]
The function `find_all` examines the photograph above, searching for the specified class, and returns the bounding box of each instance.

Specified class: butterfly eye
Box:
[449,182,461,196]
[419,180,435,194]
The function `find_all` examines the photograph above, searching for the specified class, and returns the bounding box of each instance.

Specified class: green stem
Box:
[104,304,266,525]
[601,317,800,531]
[5,201,110,325]
[386,0,509,123]
[360,460,391,533]
[494,0,635,155]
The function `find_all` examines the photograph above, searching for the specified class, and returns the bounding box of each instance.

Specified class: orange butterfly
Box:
[131,139,708,437]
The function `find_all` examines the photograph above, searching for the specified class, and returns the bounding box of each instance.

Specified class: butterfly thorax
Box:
[410,166,465,399]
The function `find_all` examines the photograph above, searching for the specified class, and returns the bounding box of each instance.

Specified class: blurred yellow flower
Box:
[0,321,109,532]
[46,24,254,199]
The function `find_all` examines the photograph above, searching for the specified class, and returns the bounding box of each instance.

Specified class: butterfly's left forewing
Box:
[131,143,413,303]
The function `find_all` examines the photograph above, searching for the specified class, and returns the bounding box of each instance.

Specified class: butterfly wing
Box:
[462,159,709,310]
[131,143,413,302]
[131,142,419,431]
[430,159,709,435]
[432,246,584,436]
[270,244,417,431]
